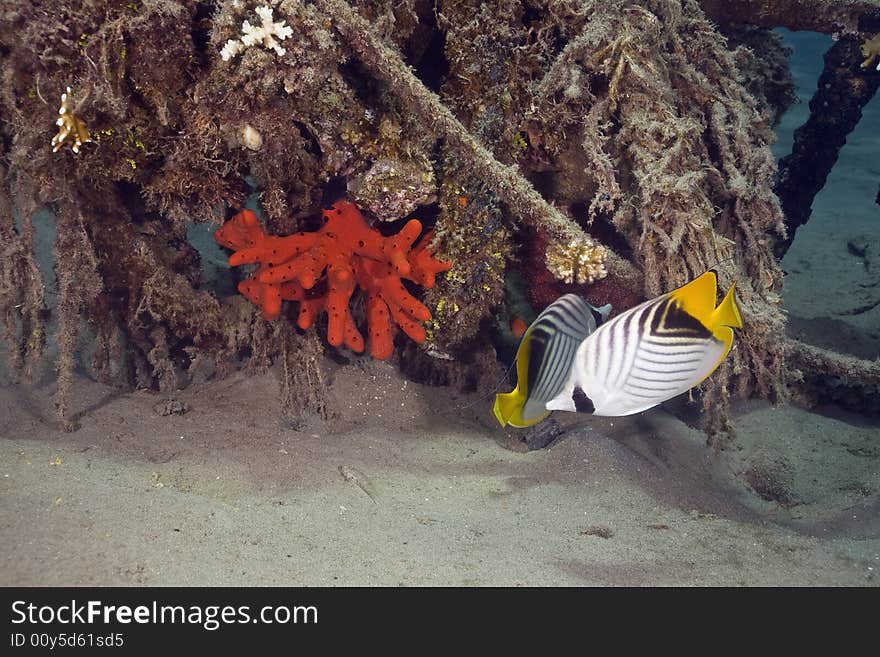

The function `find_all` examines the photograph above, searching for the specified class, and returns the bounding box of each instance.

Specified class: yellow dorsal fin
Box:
[667,270,718,324]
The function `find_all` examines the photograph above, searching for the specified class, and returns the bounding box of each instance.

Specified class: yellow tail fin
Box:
[707,282,742,361]
[711,283,742,330]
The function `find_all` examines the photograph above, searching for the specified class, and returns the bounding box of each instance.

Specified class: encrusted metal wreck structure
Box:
[1,0,878,436]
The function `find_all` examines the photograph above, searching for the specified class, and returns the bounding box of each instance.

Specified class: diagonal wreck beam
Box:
[786,338,880,386]
[312,0,642,291]
[774,37,880,258]
[698,0,880,35]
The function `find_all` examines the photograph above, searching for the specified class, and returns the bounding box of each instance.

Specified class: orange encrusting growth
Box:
[509,316,528,339]
[214,200,452,359]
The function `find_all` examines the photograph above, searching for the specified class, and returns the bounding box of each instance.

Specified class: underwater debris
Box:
[437,0,533,161]
[338,464,378,503]
[517,0,789,437]
[581,525,615,539]
[586,29,659,110]
[153,398,189,416]
[215,201,451,359]
[51,87,92,154]
[522,418,565,451]
[221,4,293,61]
[53,205,104,431]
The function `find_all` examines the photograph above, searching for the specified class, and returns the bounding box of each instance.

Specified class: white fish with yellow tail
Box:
[493,294,611,428]
[547,270,742,417]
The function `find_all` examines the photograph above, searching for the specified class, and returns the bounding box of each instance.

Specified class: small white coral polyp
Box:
[221,4,293,62]
[861,34,880,71]
[51,86,92,154]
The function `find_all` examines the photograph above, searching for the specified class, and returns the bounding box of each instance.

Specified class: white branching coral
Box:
[51,86,92,154]
[544,235,608,285]
[221,4,293,62]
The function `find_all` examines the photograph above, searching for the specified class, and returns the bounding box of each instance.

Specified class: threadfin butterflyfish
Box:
[493,294,611,428]
[545,270,742,417]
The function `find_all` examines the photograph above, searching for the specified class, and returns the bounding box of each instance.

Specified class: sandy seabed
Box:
[1,360,878,587]
[1,31,879,587]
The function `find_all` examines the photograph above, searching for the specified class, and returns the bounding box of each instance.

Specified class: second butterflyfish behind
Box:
[493,294,611,428]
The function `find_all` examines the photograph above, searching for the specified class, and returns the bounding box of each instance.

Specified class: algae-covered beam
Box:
[786,338,880,386]
[312,0,641,291]
[774,37,880,258]
[698,0,880,35]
